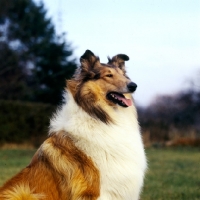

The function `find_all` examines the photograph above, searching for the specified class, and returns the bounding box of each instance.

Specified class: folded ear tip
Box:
[117,54,129,61]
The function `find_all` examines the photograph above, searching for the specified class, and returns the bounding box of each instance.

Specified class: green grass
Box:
[0,147,200,199]
[141,147,200,200]
[0,149,36,185]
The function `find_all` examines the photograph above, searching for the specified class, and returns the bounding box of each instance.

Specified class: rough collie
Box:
[0,50,147,200]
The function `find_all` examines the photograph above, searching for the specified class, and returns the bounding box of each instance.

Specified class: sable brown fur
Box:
[0,132,100,200]
[0,49,144,200]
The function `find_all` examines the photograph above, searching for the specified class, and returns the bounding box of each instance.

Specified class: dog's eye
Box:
[106,74,113,77]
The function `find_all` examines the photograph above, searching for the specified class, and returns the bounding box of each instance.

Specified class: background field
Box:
[0,147,200,200]
[141,147,200,200]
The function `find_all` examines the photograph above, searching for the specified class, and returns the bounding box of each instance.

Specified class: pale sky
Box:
[35,0,200,106]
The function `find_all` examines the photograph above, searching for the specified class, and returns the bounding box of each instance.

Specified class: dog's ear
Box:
[108,54,129,73]
[80,50,100,71]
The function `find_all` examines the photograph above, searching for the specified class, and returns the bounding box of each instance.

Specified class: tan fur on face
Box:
[94,66,130,95]
[67,64,132,124]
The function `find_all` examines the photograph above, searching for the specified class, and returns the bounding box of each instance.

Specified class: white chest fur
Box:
[50,92,147,200]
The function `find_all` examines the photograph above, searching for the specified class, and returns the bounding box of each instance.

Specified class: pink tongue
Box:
[115,95,132,106]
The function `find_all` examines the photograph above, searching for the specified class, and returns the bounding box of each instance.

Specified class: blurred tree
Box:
[0,42,29,100]
[138,72,200,142]
[0,0,77,104]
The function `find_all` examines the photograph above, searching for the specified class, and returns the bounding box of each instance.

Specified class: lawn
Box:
[141,147,200,200]
[0,149,36,186]
[0,147,199,200]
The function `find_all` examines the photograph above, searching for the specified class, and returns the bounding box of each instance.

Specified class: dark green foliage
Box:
[0,42,29,100]
[0,0,77,105]
[0,100,55,146]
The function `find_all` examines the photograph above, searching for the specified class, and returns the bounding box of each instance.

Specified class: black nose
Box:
[127,82,137,92]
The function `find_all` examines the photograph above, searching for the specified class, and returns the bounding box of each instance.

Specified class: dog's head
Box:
[67,50,137,123]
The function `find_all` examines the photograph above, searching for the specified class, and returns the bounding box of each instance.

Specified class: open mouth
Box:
[106,92,132,107]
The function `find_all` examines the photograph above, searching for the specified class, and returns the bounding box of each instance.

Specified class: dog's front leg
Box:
[42,134,100,200]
